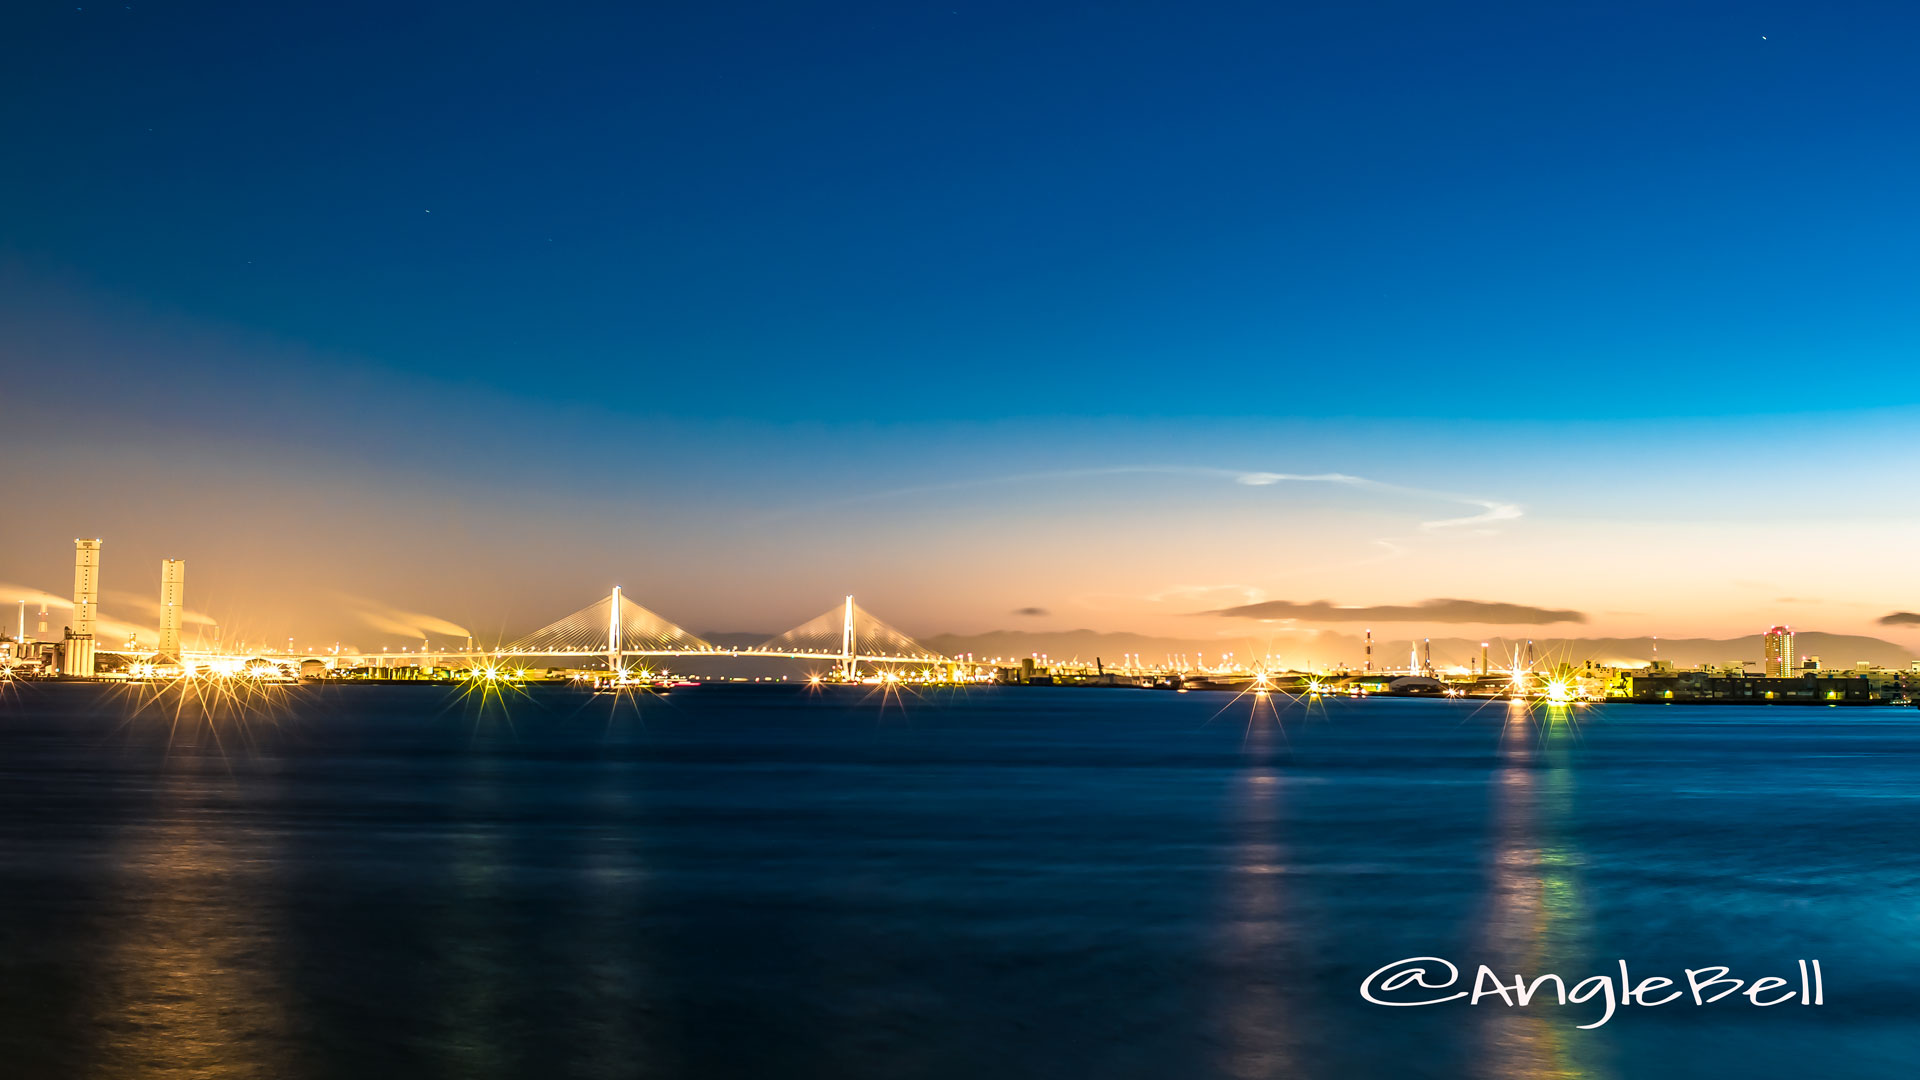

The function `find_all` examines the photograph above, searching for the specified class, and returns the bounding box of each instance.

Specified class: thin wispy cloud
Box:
[0,582,72,611]
[343,597,473,640]
[3,585,221,630]
[1232,470,1521,532]
[0,581,216,651]
[768,465,1522,536]
[105,589,219,627]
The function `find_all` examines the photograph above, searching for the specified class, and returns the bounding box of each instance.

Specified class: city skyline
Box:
[2,527,1916,671]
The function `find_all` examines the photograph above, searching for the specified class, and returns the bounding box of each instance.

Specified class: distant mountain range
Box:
[919,629,1918,670]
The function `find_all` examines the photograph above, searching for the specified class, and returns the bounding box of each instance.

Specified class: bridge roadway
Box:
[315,647,956,669]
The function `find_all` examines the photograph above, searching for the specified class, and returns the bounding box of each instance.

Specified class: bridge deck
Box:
[314,649,953,665]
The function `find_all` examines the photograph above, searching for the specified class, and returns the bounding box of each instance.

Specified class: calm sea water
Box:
[0,683,1916,1079]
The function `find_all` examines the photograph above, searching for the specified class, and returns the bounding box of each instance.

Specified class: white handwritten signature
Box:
[1360,957,1825,1029]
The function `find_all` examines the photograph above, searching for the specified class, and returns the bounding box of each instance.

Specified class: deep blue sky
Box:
[7,1,1919,421]
[4,2,1920,646]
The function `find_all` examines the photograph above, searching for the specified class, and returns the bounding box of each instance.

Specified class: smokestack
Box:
[15,600,22,642]
[1365,628,1372,672]
[64,538,102,677]
[158,559,185,659]
[1480,642,1489,675]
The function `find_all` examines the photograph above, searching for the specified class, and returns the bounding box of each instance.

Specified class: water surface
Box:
[0,684,1914,1078]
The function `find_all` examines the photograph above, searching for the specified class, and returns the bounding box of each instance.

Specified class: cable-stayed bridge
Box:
[329,588,949,678]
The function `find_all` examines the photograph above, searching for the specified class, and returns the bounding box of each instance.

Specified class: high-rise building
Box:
[1763,625,1795,677]
[158,559,186,659]
[64,538,102,677]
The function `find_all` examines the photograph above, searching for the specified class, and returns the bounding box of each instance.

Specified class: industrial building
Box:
[1614,669,1909,704]
[158,558,185,660]
[62,538,101,677]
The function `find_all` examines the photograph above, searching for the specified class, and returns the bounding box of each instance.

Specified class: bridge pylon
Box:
[501,590,712,657]
[841,595,856,681]
[757,596,942,679]
[609,586,624,676]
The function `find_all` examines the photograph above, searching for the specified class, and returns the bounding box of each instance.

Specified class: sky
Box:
[2,1,1918,655]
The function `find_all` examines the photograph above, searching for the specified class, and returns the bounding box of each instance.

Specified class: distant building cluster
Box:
[2,538,195,680]
[3,539,1917,707]
[991,623,1920,706]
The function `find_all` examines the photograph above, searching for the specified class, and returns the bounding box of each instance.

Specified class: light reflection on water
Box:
[1214,719,1298,1080]
[571,756,647,1079]
[436,753,512,1080]
[86,760,293,1079]
[1475,704,1607,1080]
[0,685,1915,1078]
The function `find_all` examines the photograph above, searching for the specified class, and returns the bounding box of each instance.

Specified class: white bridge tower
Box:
[841,595,856,681]
[608,585,624,678]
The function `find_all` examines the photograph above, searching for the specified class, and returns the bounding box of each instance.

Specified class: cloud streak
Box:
[771,465,1522,536]
[1232,471,1521,531]
[1207,598,1587,625]
[1879,612,1920,627]
[105,590,220,627]
[0,582,71,612]
[0,582,221,652]
[345,598,473,640]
